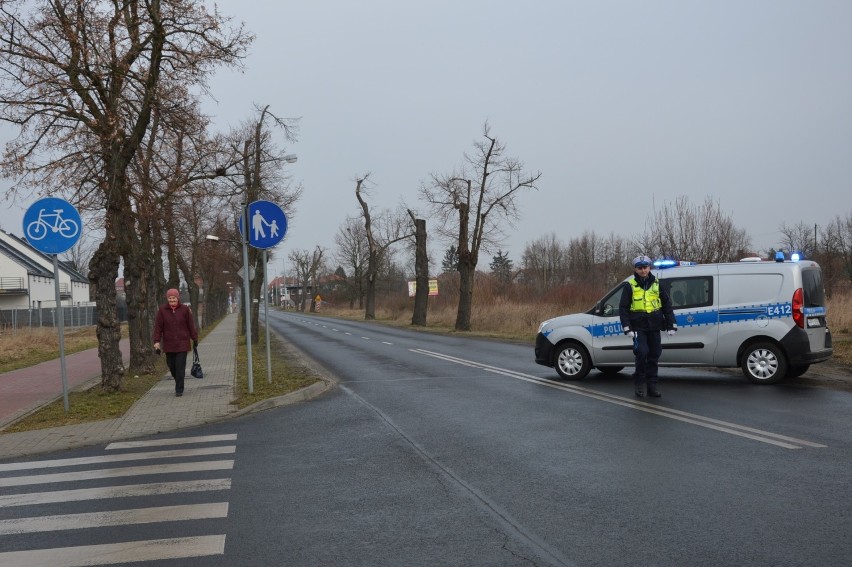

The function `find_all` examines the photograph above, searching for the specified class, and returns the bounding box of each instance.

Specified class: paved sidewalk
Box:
[0,313,244,460]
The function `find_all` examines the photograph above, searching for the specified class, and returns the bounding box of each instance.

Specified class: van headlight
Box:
[538,319,552,333]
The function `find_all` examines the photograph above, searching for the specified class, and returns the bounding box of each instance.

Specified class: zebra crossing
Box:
[0,433,237,566]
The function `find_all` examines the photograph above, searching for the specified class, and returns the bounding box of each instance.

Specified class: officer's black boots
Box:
[647,385,661,398]
[634,385,645,398]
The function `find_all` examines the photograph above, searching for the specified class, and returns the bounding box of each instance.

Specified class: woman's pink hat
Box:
[166,288,180,298]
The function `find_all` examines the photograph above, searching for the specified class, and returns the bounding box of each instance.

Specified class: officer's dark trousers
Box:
[632,330,662,387]
[166,351,188,394]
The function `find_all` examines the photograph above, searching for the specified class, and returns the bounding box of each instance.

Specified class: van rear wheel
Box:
[554,342,591,380]
[742,342,787,384]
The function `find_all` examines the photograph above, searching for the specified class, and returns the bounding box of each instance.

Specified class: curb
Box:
[230,378,334,418]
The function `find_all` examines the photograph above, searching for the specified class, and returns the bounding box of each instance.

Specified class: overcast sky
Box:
[2,0,851,275]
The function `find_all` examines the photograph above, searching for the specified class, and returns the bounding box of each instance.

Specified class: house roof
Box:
[0,238,53,278]
[0,229,88,282]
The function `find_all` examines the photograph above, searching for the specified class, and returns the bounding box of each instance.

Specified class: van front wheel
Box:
[554,342,591,380]
[742,342,787,384]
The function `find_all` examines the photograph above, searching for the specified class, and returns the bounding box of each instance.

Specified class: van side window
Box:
[599,284,626,317]
[662,276,713,309]
[801,268,826,307]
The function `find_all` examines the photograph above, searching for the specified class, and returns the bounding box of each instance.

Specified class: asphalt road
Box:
[2,311,850,566]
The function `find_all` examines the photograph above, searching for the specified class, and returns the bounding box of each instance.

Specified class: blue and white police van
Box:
[534,256,833,384]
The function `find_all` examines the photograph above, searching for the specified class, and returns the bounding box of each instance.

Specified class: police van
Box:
[534,256,833,384]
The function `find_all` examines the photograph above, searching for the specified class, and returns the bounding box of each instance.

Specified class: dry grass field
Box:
[0,326,100,374]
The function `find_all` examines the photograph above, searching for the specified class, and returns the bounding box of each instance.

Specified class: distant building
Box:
[0,229,91,309]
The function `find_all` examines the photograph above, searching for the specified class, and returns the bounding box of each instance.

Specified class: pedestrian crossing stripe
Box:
[0,478,232,508]
[106,433,237,450]
[0,535,226,567]
[0,502,229,535]
[0,459,234,487]
[0,445,235,472]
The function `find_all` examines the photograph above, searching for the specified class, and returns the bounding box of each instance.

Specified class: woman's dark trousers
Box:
[166,351,188,394]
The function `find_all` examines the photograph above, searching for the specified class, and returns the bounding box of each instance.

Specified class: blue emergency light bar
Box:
[652,259,696,269]
[774,251,802,262]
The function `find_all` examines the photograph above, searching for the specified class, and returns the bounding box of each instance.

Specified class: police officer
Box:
[619,255,677,397]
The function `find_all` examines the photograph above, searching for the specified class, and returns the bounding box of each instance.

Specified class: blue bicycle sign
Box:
[23,197,82,254]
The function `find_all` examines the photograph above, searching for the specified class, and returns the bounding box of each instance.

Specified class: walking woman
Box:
[152,288,198,397]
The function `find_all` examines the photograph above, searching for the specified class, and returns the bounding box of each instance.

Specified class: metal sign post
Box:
[240,202,254,394]
[23,198,82,413]
[239,200,289,389]
[263,250,272,384]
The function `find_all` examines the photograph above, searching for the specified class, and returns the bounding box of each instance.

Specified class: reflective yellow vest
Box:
[629,279,662,313]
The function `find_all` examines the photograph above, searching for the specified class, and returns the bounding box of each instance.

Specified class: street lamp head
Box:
[283,154,298,164]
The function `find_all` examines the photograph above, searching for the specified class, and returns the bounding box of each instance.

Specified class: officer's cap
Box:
[633,255,652,267]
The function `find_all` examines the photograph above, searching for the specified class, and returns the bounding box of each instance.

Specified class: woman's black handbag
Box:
[190,346,203,379]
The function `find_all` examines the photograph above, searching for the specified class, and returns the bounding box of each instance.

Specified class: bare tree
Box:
[220,105,301,340]
[0,0,251,391]
[521,233,569,292]
[288,249,312,312]
[422,123,541,330]
[62,213,98,277]
[811,212,852,294]
[334,216,369,309]
[640,196,750,263]
[779,221,818,259]
[354,174,411,320]
[129,88,231,372]
[307,246,325,313]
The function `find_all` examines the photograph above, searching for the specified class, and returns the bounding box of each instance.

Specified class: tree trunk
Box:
[178,256,201,331]
[411,216,428,326]
[124,243,155,374]
[90,233,125,392]
[455,259,475,331]
[364,271,376,320]
[249,247,262,342]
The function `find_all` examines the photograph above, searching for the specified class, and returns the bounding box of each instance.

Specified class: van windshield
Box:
[801,267,825,307]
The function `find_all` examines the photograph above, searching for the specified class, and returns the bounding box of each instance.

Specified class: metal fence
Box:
[0,305,127,332]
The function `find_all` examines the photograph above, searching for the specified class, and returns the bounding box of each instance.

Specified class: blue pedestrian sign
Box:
[23,197,82,254]
[238,200,288,249]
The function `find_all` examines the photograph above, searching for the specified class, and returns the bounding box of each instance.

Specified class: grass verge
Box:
[233,329,322,410]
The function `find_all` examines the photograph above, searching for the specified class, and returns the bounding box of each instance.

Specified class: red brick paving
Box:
[0,339,130,427]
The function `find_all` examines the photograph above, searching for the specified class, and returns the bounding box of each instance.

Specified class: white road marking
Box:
[0,460,234,488]
[0,446,235,472]
[0,535,226,566]
[106,434,237,450]
[0,502,228,535]
[412,349,827,450]
[0,478,231,508]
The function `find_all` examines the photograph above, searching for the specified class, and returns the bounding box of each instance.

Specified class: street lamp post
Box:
[206,232,255,394]
[239,202,255,393]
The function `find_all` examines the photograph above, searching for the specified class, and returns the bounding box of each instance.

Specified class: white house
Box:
[0,229,90,309]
